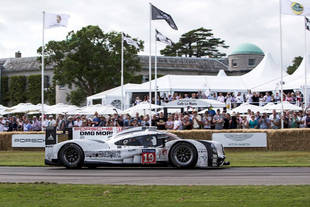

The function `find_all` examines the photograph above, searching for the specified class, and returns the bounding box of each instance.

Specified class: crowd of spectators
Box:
[0,90,307,132]
[1,107,310,132]
[134,90,304,108]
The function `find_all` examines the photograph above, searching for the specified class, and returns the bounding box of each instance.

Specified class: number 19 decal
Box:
[142,149,156,164]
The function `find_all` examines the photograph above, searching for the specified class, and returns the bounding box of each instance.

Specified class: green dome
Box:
[230,43,264,55]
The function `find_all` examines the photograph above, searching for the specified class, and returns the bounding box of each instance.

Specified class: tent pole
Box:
[41,11,45,131]
[304,17,308,110]
[121,32,124,111]
[155,32,158,111]
[148,3,152,126]
[279,0,284,129]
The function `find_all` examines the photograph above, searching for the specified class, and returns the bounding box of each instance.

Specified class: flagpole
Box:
[149,3,152,126]
[121,33,124,111]
[304,17,308,109]
[279,0,284,129]
[155,32,158,109]
[41,11,45,131]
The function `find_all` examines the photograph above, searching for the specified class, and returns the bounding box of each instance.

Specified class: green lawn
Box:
[226,151,310,167]
[0,184,309,207]
[0,150,310,167]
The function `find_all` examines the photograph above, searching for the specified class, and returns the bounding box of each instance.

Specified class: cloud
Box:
[0,0,307,66]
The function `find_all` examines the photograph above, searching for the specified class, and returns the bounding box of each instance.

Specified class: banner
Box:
[72,127,123,140]
[212,133,267,147]
[12,134,46,148]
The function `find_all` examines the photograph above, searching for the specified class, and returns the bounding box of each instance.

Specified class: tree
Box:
[37,25,143,105]
[160,27,229,58]
[287,56,303,75]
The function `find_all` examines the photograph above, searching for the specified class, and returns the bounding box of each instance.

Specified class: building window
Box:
[231,59,238,67]
[248,59,256,66]
[143,75,149,82]
[92,99,102,105]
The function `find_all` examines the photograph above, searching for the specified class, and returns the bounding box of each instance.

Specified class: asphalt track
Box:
[0,167,310,185]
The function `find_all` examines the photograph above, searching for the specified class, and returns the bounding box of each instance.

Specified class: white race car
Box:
[45,127,229,169]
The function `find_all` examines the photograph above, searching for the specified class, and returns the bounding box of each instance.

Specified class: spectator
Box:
[74,116,83,127]
[191,111,202,129]
[165,115,174,130]
[0,116,5,132]
[305,111,310,128]
[259,113,271,129]
[213,109,224,130]
[230,113,238,129]
[217,93,225,103]
[92,112,101,126]
[156,112,166,130]
[269,110,280,129]
[182,115,193,130]
[32,116,41,131]
[236,92,244,107]
[223,113,231,129]
[202,112,212,129]
[173,114,182,130]
[46,115,56,127]
[23,119,32,131]
[249,115,258,129]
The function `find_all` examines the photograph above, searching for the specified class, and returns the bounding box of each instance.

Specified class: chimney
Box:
[15,51,21,58]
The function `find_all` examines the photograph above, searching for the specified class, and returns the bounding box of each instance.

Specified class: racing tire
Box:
[169,142,198,168]
[59,143,84,169]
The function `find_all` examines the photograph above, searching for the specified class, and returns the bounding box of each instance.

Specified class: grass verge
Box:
[0,184,309,207]
[0,150,310,167]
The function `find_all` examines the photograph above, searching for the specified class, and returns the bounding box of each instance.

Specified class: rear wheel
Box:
[169,142,198,168]
[59,143,84,169]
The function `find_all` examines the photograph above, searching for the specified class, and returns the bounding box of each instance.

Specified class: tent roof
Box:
[216,69,227,77]
[126,74,248,93]
[242,53,288,89]
[87,83,140,100]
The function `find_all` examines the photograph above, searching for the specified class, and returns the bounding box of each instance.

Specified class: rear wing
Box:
[45,126,57,145]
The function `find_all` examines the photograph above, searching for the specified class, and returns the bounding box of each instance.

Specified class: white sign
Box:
[73,127,123,140]
[164,99,225,108]
[12,134,45,148]
[212,133,267,147]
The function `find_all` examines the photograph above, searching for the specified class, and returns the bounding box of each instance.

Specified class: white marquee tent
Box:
[230,103,263,114]
[77,104,121,115]
[122,101,163,116]
[217,70,227,77]
[242,53,289,90]
[86,83,140,107]
[86,53,309,110]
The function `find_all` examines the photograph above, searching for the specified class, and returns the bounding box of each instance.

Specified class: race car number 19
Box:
[142,149,156,164]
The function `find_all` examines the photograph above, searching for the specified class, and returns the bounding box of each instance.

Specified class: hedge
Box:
[9,76,27,105]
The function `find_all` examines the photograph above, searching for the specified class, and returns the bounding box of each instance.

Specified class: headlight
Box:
[211,143,217,154]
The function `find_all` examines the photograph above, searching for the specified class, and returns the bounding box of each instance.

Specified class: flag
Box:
[44,12,70,29]
[123,35,139,49]
[155,29,173,46]
[281,0,310,16]
[306,16,310,30]
[151,4,178,30]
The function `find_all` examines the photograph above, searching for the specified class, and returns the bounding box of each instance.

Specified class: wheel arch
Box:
[168,140,198,167]
[58,142,85,167]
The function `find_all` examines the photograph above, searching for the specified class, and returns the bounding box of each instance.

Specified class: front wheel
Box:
[169,142,198,168]
[59,143,84,169]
